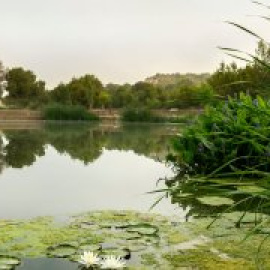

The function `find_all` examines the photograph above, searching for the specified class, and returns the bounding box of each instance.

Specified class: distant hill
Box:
[145,73,210,88]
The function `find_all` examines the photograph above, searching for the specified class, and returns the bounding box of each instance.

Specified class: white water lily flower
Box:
[79,251,100,268]
[100,255,126,269]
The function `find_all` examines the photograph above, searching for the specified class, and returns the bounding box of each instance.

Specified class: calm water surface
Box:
[18,258,76,270]
[0,123,183,219]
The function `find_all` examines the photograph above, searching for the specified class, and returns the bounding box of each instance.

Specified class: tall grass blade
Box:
[226,21,263,40]
[252,1,270,9]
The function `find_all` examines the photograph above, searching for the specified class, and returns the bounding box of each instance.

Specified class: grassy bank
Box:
[121,108,196,123]
[43,104,99,121]
[121,108,164,123]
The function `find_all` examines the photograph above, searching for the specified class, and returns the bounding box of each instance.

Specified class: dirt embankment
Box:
[0,108,202,121]
[0,110,42,121]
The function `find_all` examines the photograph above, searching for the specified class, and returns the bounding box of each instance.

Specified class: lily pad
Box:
[79,222,98,229]
[100,245,131,260]
[126,223,159,236]
[99,223,114,229]
[113,222,131,229]
[69,254,81,262]
[197,196,234,206]
[47,244,77,258]
[120,237,150,251]
[79,243,101,252]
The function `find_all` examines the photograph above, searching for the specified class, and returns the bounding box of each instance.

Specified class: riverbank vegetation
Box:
[43,104,99,121]
[162,4,270,260]
[168,93,270,177]
[121,108,163,123]
[165,93,270,223]
[121,107,197,123]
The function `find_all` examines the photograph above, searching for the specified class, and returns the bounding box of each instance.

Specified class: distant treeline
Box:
[0,40,269,109]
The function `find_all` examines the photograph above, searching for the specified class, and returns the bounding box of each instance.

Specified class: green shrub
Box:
[168,93,270,178]
[121,108,163,123]
[43,104,99,121]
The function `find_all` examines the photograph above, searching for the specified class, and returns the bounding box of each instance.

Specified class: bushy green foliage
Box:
[50,75,105,108]
[169,93,270,177]
[50,83,71,105]
[106,82,214,110]
[106,84,133,108]
[131,82,162,108]
[121,108,163,122]
[6,67,46,99]
[164,83,215,108]
[43,104,99,121]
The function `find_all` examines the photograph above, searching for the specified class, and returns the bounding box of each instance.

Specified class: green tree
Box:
[98,90,111,108]
[68,75,104,108]
[0,61,6,98]
[6,67,45,100]
[106,83,133,108]
[50,83,71,105]
[131,82,161,108]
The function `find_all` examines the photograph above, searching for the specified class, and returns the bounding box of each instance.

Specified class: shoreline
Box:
[0,108,201,121]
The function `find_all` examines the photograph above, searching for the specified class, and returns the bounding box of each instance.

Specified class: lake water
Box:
[0,122,184,219]
[17,258,76,270]
[1,122,268,270]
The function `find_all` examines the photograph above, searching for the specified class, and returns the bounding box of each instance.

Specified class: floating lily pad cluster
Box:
[125,223,159,236]
[47,243,79,258]
[46,218,162,266]
[47,242,130,262]
[1,210,270,269]
[44,216,163,269]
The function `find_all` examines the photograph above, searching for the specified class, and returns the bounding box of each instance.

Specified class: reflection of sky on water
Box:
[17,258,76,270]
[0,146,185,219]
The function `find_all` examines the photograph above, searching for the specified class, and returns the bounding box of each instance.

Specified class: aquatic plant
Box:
[163,92,270,237]
[1,211,270,268]
[47,243,77,258]
[43,104,99,121]
[163,3,270,259]
[168,92,270,178]
[100,255,126,269]
[79,251,100,268]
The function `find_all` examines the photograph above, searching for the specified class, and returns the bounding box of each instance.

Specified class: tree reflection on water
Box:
[0,123,176,171]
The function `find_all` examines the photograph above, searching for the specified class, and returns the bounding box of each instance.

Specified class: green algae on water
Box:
[0,210,270,269]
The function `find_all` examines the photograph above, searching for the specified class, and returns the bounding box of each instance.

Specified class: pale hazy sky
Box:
[0,0,269,88]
